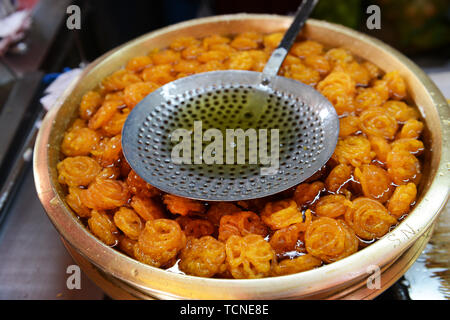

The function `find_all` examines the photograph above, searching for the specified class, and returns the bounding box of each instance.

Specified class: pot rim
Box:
[33,14,450,300]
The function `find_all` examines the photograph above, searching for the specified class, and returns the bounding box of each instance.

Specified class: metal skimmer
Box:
[122,0,339,201]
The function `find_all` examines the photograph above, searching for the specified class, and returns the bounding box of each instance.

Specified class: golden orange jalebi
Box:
[359,107,398,140]
[81,178,129,211]
[130,195,165,221]
[113,207,144,240]
[333,136,375,167]
[179,236,227,277]
[57,156,101,187]
[386,147,421,185]
[387,183,417,219]
[163,194,206,216]
[218,211,267,242]
[345,197,397,240]
[339,116,360,137]
[305,217,358,263]
[272,254,322,276]
[61,127,100,157]
[354,164,393,203]
[225,234,275,279]
[293,181,324,207]
[325,164,352,194]
[314,195,353,218]
[133,219,186,268]
[88,210,119,246]
[261,199,304,230]
[56,31,425,279]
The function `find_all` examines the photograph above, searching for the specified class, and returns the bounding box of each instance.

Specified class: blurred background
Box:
[0,0,448,300]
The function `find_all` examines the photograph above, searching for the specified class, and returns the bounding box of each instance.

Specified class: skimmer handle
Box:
[262,0,318,78]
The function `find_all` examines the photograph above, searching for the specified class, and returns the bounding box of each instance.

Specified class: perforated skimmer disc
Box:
[122,70,338,201]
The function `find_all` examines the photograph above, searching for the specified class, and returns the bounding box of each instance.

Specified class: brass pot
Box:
[33,14,450,300]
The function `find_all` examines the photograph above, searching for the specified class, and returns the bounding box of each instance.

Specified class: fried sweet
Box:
[56,31,426,279]
[390,138,424,155]
[183,219,215,238]
[102,110,128,136]
[333,136,375,167]
[228,51,254,70]
[68,118,87,131]
[126,170,161,198]
[79,91,103,120]
[82,178,129,211]
[197,50,228,63]
[384,101,419,123]
[386,148,421,185]
[317,71,355,115]
[387,183,417,219]
[345,197,397,240]
[163,194,205,216]
[88,210,118,246]
[151,49,181,65]
[325,164,352,194]
[61,127,100,157]
[362,61,381,80]
[218,211,267,242]
[285,63,321,86]
[114,207,144,240]
[90,135,123,167]
[88,99,124,130]
[315,195,353,218]
[354,81,389,112]
[123,82,159,109]
[101,69,141,92]
[281,55,302,71]
[173,59,201,74]
[398,119,424,139]
[130,195,165,221]
[170,36,200,51]
[261,200,304,230]
[325,48,353,67]
[96,166,121,181]
[344,61,371,87]
[179,236,227,277]
[383,71,406,100]
[126,55,152,72]
[104,90,125,103]
[305,217,358,263]
[141,64,175,85]
[291,40,323,58]
[181,44,206,60]
[293,181,325,207]
[206,202,240,226]
[196,60,225,73]
[272,254,322,276]
[303,54,331,76]
[66,187,91,218]
[225,234,275,279]
[133,219,186,268]
[118,235,136,257]
[269,223,305,256]
[359,107,398,140]
[369,136,391,163]
[339,116,360,137]
[57,156,101,187]
[263,32,283,49]
[202,34,230,49]
[354,165,393,203]
[230,33,260,50]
